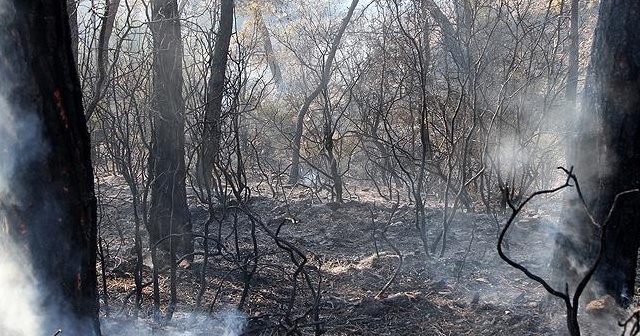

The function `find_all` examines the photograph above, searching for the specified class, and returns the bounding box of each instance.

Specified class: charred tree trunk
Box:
[589,0,640,306]
[552,0,640,307]
[322,92,343,203]
[0,1,100,334]
[148,0,192,259]
[197,0,234,188]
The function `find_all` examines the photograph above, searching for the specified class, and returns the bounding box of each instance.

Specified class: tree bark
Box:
[0,1,100,334]
[148,0,192,258]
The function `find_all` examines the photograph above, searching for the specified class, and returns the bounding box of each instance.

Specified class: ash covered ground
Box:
[97,174,638,335]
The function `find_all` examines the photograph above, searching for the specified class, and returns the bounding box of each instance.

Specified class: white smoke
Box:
[100,309,248,336]
[209,309,248,336]
[0,2,56,335]
[0,24,48,336]
[0,104,47,333]
[0,82,47,335]
[0,237,42,335]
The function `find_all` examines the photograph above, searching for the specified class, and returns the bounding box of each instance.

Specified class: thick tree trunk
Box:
[590,0,640,305]
[148,0,192,258]
[552,0,640,307]
[0,1,100,334]
[197,0,234,188]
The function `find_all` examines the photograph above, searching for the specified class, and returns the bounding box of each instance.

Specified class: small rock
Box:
[381,293,411,306]
[585,295,616,315]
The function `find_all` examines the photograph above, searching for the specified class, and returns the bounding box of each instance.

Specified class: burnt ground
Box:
[96,174,639,336]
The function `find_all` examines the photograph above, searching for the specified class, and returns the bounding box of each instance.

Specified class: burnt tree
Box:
[0,1,100,335]
[148,0,192,259]
[288,0,359,184]
[552,0,640,307]
[197,0,234,188]
[588,0,640,306]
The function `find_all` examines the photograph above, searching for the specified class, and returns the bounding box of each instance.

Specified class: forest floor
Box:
[96,174,638,336]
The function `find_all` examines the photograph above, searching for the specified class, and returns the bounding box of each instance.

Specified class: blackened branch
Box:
[497,166,638,336]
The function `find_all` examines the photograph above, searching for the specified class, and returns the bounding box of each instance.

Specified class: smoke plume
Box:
[0,65,47,336]
[0,238,42,335]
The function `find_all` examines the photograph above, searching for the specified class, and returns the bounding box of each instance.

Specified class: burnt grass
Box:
[96,174,637,335]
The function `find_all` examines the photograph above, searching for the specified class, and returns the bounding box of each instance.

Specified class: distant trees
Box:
[340,0,580,256]
[288,0,360,197]
[0,1,100,334]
